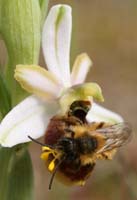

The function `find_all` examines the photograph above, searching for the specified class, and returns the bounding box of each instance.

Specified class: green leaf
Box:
[0,145,34,200]
[0,0,41,104]
[0,73,11,117]
[39,0,49,25]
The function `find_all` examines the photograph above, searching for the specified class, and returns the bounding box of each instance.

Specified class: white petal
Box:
[0,96,58,147]
[86,103,123,124]
[71,53,92,85]
[42,5,72,87]
[15,65,62,100]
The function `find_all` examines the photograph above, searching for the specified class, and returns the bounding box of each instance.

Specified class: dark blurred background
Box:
[1,0,137,199]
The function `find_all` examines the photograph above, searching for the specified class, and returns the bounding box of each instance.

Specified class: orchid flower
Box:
[0,5,123,148]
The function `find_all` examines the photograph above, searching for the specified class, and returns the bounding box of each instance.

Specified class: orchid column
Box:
[0,0,49,199]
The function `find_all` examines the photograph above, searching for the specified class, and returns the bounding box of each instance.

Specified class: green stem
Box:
[0,145,34,200]
[39,0,49,26]
[0,73,11,117]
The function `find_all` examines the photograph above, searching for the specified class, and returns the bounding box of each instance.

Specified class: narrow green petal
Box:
[71,53,92,85]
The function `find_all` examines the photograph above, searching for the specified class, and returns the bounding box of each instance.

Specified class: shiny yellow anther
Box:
[40,151,50,161]
[42,146,51,151]
[41,145,62,172]
[48,159,55,172]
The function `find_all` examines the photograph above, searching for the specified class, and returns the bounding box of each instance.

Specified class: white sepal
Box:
[86,103,123,124]
[42,5,72,87]
[0,96,58,147]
